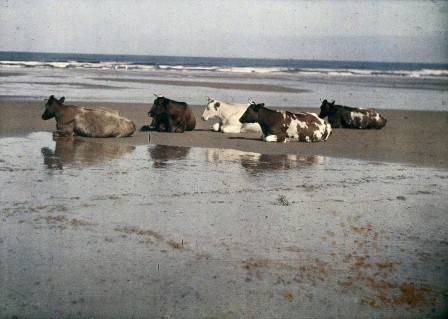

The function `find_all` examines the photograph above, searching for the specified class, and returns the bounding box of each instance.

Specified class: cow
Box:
[42,95,136,138]
[148,94,196,133]
[239,99,332,143]
[318,99,387,129]
[201,96,261,133]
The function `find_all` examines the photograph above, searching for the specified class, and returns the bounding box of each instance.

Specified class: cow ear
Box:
[253,104,262,111]
[214,102,220,108]
[46,95,55,104]
[59,97,65,104]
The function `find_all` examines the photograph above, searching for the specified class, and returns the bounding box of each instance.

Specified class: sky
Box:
[0,0,447,63]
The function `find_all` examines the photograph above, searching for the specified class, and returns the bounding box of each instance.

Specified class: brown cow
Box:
[42,95,136,138]
[319,99,387,129]
[148,95,196,133]
[239,99,332,143]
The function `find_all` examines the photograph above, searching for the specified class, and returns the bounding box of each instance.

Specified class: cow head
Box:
[201,96,221,121]
[42,95,65,120]
[239,99,264,124]
[149,94,168,117]
[318,99,335,119]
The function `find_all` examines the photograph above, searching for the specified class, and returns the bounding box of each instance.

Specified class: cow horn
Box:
[205,96,212,101]
[331,100,335,103]
[320,98,323,103]
[153,94,164,98]
[248,98,255,105]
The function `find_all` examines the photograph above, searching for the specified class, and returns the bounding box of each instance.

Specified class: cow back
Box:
[74,108,136,137]
[168,101,196,131]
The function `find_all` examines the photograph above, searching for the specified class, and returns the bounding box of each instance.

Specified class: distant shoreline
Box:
[1,99,447,168]
[2,50,448,68]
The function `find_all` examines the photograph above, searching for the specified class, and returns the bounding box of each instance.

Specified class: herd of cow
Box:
[42,94,387,142]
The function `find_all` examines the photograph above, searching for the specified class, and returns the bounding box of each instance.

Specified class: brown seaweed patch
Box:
[70,218,92,227]
[243,258,270,280]
[283,292,294,302]
[34,215,93,228]
[114,226,164,240]
[45,215,68,223]
[394,283,433,308]
[167,239,185,250]
[243,258,270,270]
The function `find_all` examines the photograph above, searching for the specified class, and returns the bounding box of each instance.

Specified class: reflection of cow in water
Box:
[41,138,135,169]
[240,154,327,174]
[205,148,260,164]
[205,148,326,174]
[148,144,191,168]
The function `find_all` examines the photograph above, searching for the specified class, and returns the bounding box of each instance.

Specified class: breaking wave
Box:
[0,52,447,79]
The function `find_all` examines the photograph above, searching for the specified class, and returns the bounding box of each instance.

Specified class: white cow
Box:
[201,97,261,133]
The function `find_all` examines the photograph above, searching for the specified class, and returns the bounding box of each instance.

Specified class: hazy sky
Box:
[1,0,447,62]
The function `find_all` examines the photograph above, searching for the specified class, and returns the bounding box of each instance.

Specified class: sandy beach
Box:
[1,99,447,167]
[0,97,448,318]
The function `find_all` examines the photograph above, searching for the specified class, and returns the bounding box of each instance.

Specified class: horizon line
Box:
[1,50,447,66]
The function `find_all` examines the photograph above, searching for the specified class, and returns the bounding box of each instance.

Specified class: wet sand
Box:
[1,99,447,167]
[0,132,447,318]
[1,99,448,318]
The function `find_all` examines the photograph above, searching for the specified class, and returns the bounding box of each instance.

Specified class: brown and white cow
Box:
[239,99,332,143]
[42,95,136,138]
[318,99,387,129]
[148,94,196,133]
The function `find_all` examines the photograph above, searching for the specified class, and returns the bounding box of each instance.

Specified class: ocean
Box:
[1,51,447,110]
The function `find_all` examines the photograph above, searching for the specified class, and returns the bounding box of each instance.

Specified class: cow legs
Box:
[54,120,75,137]
[173,126,186,133]
[212,122,221,132]
[221,125,242,133]
[157,123,167,132]
[265,132,286,143]
[52,129,73,138]
[264,135,278,142]
[167,123,186,133]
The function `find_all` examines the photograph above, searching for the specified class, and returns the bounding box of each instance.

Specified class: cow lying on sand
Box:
[201,96,261,133]
[148,94,196,133]
[319,99,387,129]
[239,99,332,142]
[42,95,136,138]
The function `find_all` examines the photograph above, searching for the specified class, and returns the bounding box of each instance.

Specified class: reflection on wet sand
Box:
[148,144,191,168]
[205,148,327,173]
[41,137,135,169]
[241,154,327,173]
